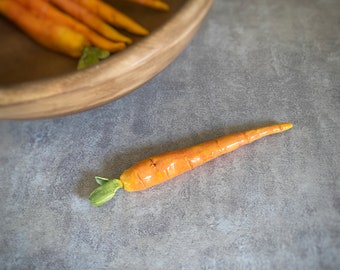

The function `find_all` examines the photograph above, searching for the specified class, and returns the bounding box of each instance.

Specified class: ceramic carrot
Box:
[16,0,126,53]
[46,0,132,44]
[127,0,170,11]
[89,123,293,206]
[73,0,149,36]
[0,0,90,58]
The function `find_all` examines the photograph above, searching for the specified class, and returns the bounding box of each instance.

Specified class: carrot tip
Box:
[282,122,293,131]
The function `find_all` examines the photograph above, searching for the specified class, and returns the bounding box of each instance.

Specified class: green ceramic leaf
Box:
[77,46,110,70]
[89,179,123,206]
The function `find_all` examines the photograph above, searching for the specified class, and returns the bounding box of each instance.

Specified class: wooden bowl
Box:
[0,0,214,119]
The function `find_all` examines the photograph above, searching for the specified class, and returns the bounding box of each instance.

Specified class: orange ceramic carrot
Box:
[46,0,132,44]
[127,0,170,11]
[89,123,293,206]
[16,0,126,53]
[0,0,90,58]
[73,0,149,36]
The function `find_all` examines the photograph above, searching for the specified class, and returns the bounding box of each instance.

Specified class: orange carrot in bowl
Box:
[0,0,90,57]
[16,0,126,53]
[46,0,132,44]
[89,123,293,206]
[73,0,149,36]
[127,0,170,11]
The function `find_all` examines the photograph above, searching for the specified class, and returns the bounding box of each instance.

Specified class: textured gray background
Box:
[1,0,339,269]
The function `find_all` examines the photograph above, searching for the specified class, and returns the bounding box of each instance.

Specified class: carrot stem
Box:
[89,179,123,206]
[77,46,111,70]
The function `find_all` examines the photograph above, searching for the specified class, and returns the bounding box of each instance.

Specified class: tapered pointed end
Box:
[282,122,293,131]
[156,2,170,11]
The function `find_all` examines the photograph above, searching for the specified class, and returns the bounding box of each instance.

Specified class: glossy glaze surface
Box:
[120,123,293,191]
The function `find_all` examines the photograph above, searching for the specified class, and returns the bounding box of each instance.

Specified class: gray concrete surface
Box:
[1,0,339,269]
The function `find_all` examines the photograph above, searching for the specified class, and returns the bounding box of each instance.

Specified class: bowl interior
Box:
[0,0,186,85]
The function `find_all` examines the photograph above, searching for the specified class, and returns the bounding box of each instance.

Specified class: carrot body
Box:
[0,0,89,57]
[46,0,132,44]
[73,0,149,36]
[127,0,170,11]
[120,123,293,191]
[16,0,125,53]
[89,122,293,206]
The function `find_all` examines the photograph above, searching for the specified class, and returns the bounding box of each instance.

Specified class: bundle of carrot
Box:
[0,0,169,69]
[89,123,293,206]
